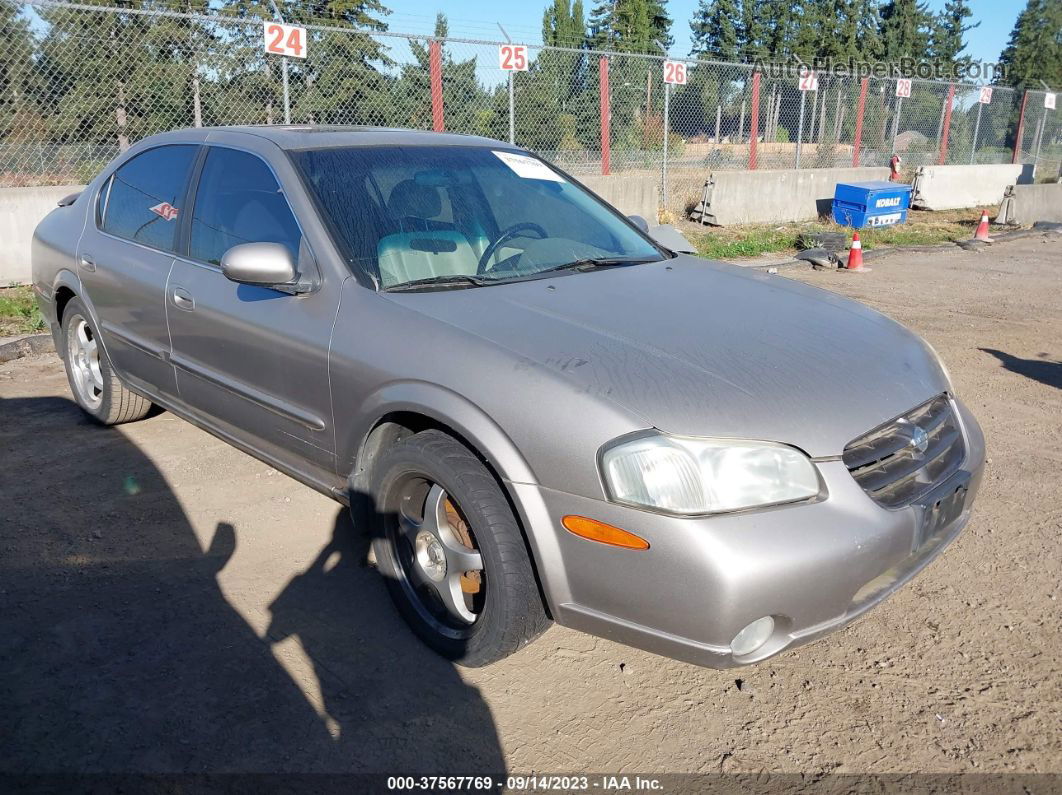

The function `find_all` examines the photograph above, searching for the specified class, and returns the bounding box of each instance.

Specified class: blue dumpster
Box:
[832,181,912,228]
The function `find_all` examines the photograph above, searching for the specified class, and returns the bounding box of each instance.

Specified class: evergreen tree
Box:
[689,0,739,60]
[587,0,616,49]
[588,0,671,53]
[759,0,799,60]
[998,0,1062,88]
[0,1,38,146]
[737,0,766,61]
[880,0,934,73]
[543,0,587,47]
[851,0,884,61]
[35,1,215,155]
[932,0,978,77]
[271,0,395,124]
[390,14,486,133]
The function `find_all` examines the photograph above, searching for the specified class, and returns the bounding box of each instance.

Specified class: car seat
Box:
[377,180,477,286]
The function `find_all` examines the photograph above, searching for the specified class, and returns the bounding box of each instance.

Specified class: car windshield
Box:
[290,145,665,289]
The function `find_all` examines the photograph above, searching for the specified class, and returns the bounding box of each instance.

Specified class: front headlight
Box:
[600,433,821,516]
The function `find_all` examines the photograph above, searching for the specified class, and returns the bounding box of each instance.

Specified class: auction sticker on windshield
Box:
[493,151,565,182]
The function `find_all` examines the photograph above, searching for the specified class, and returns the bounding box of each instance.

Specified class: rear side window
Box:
[189,147,302,266]
[101,145,198,252]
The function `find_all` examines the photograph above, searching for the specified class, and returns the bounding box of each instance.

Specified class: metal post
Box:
[939,84,955,164]
[714,104,721,143]
[662,81,670,207]
[281,61,290,124]
[268,0,291,124]
[599,56,610,175]
[1032,108,1047,178]
[808,88,817,146]
[429,39,444,132]
[891,96,902,155]
[970,100,983,165]
[738,100,746,143]
[508,73,515,144]
[748,71,761,169]
[1012,90,1030,164]
[498,24,515,145]
[795,90,807,169]
[192,74,202,128]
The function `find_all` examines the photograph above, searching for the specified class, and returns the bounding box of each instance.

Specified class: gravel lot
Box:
[1,235,1060,779]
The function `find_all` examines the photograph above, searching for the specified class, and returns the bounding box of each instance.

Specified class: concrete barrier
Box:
[688,167,890,226]
[2,177,659,285]
[1,184,83,285]
[579,174,659,221]
[910,164,1034,211]
[996,183,1062,225]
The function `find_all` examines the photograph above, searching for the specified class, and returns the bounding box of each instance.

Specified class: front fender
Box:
[341,380,573,611]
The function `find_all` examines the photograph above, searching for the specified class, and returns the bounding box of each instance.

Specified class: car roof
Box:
[139,125,511,151]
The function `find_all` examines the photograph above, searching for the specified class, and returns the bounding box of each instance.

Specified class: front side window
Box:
[291,145,664,289]
[190,147,302,266]
[101,145,198,252]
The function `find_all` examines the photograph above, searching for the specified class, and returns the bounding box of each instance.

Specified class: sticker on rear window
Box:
[492,151,565,182]
[149,202,179,221]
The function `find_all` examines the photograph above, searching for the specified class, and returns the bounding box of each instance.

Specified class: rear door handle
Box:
[79,253,95,272]
[171,286,195,311]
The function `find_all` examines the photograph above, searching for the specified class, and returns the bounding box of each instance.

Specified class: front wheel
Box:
[368,430,551,666]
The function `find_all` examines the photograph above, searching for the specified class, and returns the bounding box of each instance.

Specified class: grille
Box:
[843,395,966,509]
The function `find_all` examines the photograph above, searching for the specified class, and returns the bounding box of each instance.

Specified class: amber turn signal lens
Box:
[561,515,649,550]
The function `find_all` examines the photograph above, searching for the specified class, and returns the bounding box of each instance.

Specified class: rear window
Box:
[100,145,198,252]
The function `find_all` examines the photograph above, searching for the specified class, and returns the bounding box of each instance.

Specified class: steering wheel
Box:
[476,222,548,274]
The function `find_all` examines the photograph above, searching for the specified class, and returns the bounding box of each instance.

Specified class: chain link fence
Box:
[2,0,1058,216]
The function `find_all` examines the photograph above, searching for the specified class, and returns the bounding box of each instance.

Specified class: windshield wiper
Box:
[383,274,493,292]
[529,256,659,277]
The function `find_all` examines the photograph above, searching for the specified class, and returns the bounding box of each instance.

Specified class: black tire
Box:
[60,297,153,425]
[368,429,551,666]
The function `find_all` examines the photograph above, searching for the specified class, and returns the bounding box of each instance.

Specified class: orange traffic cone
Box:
[974,210,992,241]
[846,230,865,271]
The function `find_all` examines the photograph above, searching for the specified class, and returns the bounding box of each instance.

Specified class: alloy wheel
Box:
[391,477,485,634]
[67,316,104,410]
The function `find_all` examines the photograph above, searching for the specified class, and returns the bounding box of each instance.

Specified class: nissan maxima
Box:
[31,126,985,667]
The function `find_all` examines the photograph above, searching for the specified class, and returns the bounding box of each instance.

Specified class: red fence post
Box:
[852,77,869,167]
[599,56,610,176]
[938,84,955,165]
[429,40,444,132]
[1012,90,1030,164]
[748,70,760,170]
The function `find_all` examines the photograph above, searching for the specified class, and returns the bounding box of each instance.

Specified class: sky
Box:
[383,0,1023,67]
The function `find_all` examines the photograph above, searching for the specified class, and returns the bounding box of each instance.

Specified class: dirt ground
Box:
[1,235,1060,780]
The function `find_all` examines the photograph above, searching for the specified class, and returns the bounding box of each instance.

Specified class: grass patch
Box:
[0,286,47,337]
[687,209,979,261]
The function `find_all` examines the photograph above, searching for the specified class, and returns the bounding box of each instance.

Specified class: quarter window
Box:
[100,145,198,252]
[189,148,302,266]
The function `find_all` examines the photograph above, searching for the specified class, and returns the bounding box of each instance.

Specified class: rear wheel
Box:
[60,298,153,425]
[369,430,550,666]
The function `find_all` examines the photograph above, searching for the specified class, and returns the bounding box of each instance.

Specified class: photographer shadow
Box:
[266,507,506,771]
[0,395,504,775]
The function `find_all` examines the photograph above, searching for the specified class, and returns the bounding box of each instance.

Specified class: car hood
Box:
[383,256,948,457]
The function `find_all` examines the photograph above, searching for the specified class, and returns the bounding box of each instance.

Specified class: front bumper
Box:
[514,398,986,668]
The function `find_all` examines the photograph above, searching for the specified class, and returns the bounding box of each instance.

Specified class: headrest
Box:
[388,179,442,220]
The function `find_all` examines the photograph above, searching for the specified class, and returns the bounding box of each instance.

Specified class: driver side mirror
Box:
[627,214,650,233]
[221,243,302,292]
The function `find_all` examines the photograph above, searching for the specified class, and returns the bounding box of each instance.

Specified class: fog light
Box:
[730,616,775,656]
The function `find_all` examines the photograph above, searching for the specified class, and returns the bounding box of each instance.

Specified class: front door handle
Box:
[171,286,195,311]
[79,253,96,272]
